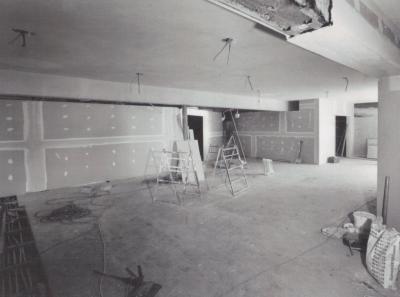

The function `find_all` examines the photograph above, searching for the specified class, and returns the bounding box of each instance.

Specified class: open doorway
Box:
[336,116,347,157]
[188,115,204,160]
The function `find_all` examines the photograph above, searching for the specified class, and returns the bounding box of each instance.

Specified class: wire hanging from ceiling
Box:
[213,38,233,64]
[136,72,143,94]
[246,75,254,91]
[342,77,349,92]
[8,28,35,47]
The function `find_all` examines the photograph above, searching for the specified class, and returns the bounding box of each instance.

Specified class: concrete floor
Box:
[20,158,399,297]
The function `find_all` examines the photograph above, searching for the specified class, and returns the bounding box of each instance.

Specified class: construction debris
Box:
[93,265,161,297]
[366,217,400,290]
[36,202,91,223]
[208,0,332,36]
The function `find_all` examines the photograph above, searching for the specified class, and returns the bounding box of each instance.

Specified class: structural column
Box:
[377,75,400,230]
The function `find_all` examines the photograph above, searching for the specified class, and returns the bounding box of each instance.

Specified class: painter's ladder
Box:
[154,150,200,204]
[218,145,248,196]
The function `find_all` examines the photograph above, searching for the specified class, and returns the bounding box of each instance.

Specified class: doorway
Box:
[336,116,347,157]
[188,115,204,160]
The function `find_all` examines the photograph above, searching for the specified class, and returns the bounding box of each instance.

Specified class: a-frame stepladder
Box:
[152,149,200,205]
[213,137,248,196]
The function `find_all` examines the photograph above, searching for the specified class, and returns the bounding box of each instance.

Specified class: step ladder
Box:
[227,134,247,165]
[216,145,249,196]
[153,149,200,205]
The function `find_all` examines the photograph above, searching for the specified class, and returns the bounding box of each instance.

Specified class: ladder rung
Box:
[223,154,239,158]
[230,176,246,183]
[228,165,243,171]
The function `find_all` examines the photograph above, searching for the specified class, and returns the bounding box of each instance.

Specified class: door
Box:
[336,116,347,157]
[188,115,204,160]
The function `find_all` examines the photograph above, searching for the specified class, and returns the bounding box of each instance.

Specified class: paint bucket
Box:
[353,211,376,233]
[262,159,274,176]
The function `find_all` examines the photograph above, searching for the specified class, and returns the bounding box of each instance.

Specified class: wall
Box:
[378,75,400,230]
[0,98,184,196]
[236,99,319,164]
[187,109,223,161]
[353,103,378,158]
[318,99,336,164]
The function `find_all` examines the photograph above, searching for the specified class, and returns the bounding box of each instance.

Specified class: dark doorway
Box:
[188,115,204,160]
[336,116,347,157]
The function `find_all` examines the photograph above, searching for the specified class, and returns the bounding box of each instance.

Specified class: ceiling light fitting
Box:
[213,37,233,64]
[9,28,35,47]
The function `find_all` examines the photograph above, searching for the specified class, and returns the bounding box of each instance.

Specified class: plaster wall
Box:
[187,108,224,161]
[378,75,400,230]
[318,99,336,164]
[353,105,378,158]
[236,99,318,164]
[0,98,183,196]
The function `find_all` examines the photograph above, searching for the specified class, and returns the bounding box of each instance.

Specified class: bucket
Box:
[353,211,376,232]
[262,159,274,176]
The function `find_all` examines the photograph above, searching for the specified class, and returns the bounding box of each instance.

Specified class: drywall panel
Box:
[45,141,163,189]
[236,111,279,132]
[256,136,314,164]
[238,135,252,158]
[0,150,26,195]
[43,102,162,139]
[0,100,24,141]
[286,109,314,133]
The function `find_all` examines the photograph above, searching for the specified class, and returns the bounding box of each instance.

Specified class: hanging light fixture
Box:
[235,110,240,119]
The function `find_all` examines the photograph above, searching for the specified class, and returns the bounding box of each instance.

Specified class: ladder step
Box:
[228,165,243,171]
[230,176,246,183]
[223,154,239,158]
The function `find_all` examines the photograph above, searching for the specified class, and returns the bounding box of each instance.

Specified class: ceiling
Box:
[371,0,400,33]
[0,0,378,101]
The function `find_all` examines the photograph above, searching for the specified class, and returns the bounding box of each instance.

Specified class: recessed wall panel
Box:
[286,109,314,133]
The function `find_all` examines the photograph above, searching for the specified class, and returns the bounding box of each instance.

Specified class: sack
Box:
[366,217,400,289]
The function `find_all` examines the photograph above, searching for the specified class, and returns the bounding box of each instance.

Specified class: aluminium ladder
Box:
[217,145,248,196]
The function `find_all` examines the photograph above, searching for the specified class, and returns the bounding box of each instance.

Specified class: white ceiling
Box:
[0,0,378,101]
[372,0,400,33]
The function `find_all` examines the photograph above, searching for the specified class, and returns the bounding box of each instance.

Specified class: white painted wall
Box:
[187,108,223,161]
[318,99,336,164]
[378,75,400,230]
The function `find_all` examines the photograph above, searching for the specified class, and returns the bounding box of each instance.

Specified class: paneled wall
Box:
[0,99,183,196]
[236,99,318,164]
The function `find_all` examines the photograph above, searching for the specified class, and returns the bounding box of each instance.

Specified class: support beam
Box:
[378,75,400,230]
[0,70,288,112]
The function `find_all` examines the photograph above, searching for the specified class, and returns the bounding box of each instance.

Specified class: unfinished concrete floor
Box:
[20,158,399,297]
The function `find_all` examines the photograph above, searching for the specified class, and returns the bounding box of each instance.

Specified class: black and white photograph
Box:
[0,0,399,296]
